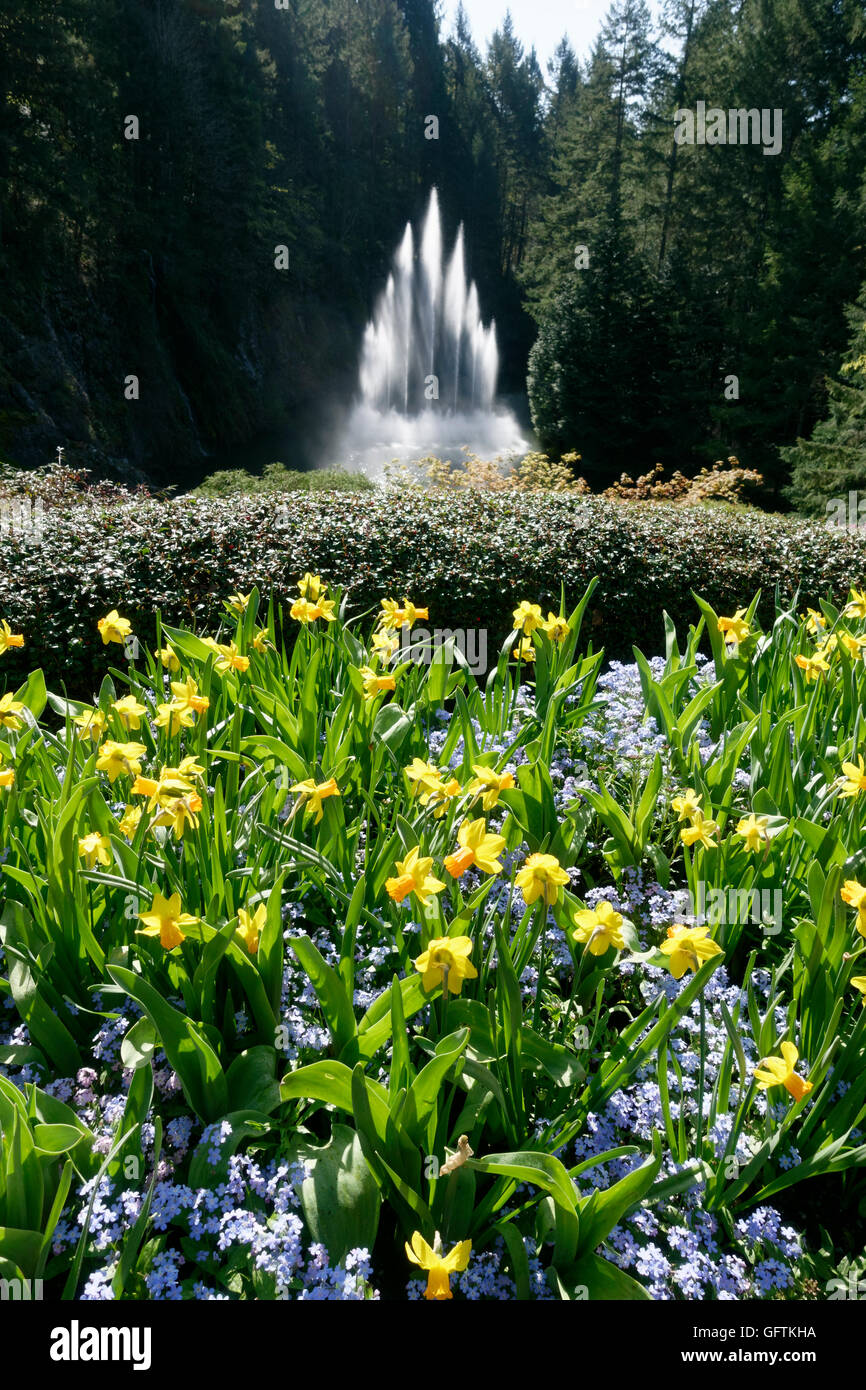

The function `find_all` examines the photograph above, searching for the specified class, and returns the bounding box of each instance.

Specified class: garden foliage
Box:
[0,576,865,1298]
[3,487,866,699]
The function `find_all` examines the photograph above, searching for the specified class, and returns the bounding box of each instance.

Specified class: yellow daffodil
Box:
[404,760,461,818]
[95,739,146,784]
[838,756,866,797]
[377,598,404,632]
[132,766,197,811]
[137,891,199,951]
[849,976,866,1006]
[97,610,132,646]
[515,853,569,907]
[803,607,826,636]
[680,812,719,849]
[541,612,570,643]
[0,620,24,653]
[0,693,25,730]
[311,598,336,623]
[170,677,210,717]
[371,629,400,662]
[794,653,830,682]
[155,645,180,672]
[118,805,142,839]
[298,573,323,602]
[177,756,205,780]
[513,637,536,663]
[227,592,252,614]
[839,631,866,659]
[385,846,446,906]
[754,1041,813,1101]
[573,901,626,955]
[513,600,543,636]
[405,1232,471,1300]
[735,813,770,851]
[73,707,106,741]
[467,764,515,811]
[671,788,703,821]
[236,904,266,954]
[251,628,272,654]
[399,599,428,628]
[112,695,147,731]
[717,609,750,646]
[359,665,397,700]
[413,936,478,995]
[290,598,321,625]
[0,768,14,790]
[155,701,196,735]
[841,879,866,936]
[443,818,506,878]
[160,764,201,798]
[77,831,111,869]
[659,924,723,978]
[405,758,447,799]
[427,777,461,818]
[214,641,250,674]
[843,587,866,620]
[151,793,203,839]
[132,775,160,803]
[289,776,341,824]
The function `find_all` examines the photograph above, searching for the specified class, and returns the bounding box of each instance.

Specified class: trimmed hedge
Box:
[1,491,864,698]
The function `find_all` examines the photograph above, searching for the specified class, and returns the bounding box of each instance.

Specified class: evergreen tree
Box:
[782,282,866,516]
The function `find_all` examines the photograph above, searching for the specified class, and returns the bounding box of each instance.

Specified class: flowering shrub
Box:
[0,461,153,509]
[602,457,766,505]
[1,578,865,1300]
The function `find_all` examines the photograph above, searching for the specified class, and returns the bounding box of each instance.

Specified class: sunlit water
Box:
[334,188,528,480]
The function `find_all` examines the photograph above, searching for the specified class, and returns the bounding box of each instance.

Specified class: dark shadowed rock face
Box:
[0,286,359,488]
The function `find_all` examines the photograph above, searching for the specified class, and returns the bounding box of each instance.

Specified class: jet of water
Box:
[358,188,498,415]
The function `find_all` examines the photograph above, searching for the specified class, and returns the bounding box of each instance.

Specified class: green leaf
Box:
[112,1119,163,1299]
[398,1029,468,1148]
[120,1018,157,1072]
[4,944,82,1076]
[225,1047,281,1114]
[31,1125,82,1155]
[495,1220,532,1300]
[13,668,47,723]
[286,1123,381,1266]
[550,1252,651,1300]
[289,936,357,1062]
[575,1131,662,1255]
[469,1151,578,1223]
[108,965,228,1123]
[372,702,412,756]
[0,1228,43,1280]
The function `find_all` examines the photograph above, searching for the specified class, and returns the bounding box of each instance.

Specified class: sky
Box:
[440,0,662,70]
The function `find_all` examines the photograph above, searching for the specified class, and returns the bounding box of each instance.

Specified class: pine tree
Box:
[782,282,866,516]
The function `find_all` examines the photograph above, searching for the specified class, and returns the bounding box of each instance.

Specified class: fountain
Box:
[332,188,528,480]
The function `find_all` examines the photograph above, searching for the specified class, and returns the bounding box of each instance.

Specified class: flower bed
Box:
[1,578,864,1300]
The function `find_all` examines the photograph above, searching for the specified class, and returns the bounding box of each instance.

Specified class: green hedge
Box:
[1,491,864,698]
